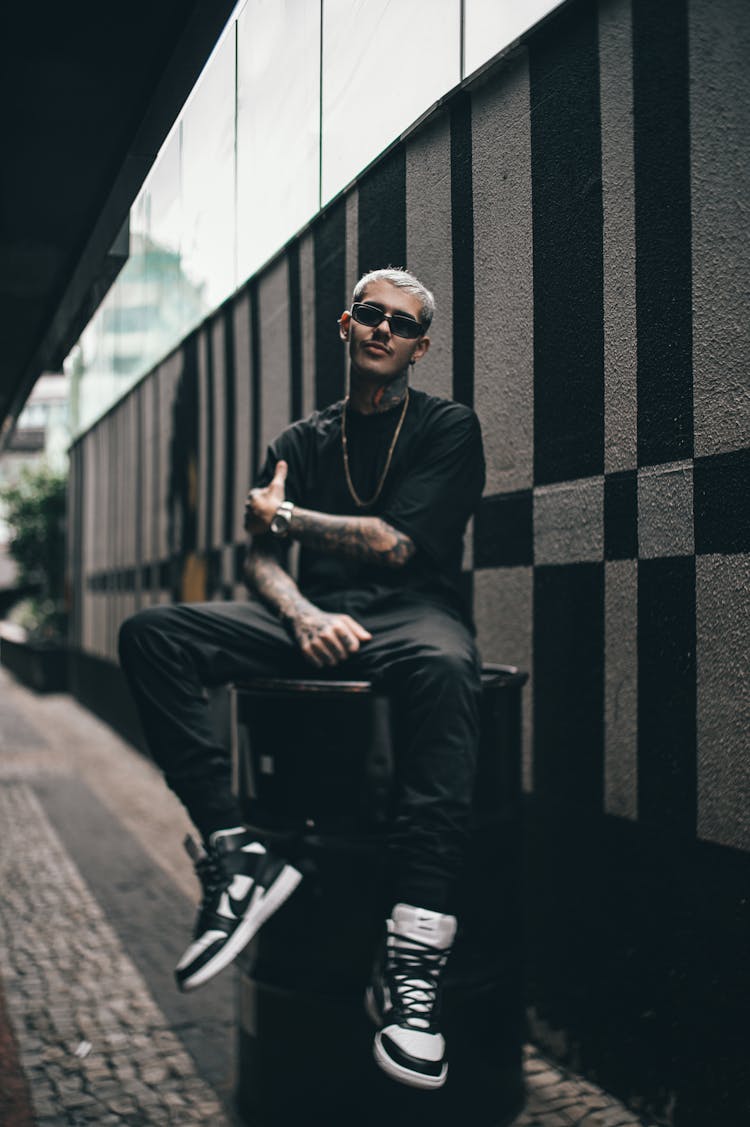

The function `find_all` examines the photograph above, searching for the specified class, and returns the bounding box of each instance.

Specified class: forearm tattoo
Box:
[289,511,415,568]
[243,545,315,623]
[244,545,358,654]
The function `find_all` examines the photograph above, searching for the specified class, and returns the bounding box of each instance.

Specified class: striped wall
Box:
[67,1,749,1122]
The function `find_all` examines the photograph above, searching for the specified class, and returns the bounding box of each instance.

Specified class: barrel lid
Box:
[232,677,374,695]
[233,663,528,696]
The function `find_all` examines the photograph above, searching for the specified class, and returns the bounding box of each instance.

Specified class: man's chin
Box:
[351,357,400,381]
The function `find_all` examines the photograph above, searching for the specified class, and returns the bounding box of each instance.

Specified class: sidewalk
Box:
[0,666,657,1127]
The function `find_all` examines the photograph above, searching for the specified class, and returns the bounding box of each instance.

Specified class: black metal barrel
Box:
[230,664,527,1127]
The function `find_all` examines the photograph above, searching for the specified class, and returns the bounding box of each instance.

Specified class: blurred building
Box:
[68,234,206,434]
[0,373,71,590]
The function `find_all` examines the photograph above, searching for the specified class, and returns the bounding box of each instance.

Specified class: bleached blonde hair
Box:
[352,267,435,330]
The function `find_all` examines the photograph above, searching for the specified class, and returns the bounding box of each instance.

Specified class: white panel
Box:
[464,0,565,77]
[236,0,320,280]
[180,32,236,311]
[322,0,460,202]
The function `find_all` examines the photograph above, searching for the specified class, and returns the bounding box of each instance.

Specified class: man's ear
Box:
[338,311,351,341]
[411,335,430,363]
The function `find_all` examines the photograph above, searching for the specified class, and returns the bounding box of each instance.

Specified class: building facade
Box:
[66,1,749,1122]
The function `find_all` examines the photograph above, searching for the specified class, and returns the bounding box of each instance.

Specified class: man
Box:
[118,267,485,1090]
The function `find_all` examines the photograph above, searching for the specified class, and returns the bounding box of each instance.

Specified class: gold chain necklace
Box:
[341,388,410,508]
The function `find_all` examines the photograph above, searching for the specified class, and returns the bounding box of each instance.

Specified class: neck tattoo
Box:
[370,374,408,413]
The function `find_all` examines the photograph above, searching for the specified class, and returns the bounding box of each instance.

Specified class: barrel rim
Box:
[231,663,528,697]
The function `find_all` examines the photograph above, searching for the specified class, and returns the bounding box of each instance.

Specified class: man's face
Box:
[339,280,430,380]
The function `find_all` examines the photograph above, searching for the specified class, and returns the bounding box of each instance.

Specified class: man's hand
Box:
[287,607,372,669]
[244,460,288,534]
[244,537,372,667]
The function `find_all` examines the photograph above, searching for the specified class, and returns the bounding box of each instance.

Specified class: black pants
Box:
[118,592,481,913]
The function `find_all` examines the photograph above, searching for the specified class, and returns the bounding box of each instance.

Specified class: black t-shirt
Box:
[253,388,486,628]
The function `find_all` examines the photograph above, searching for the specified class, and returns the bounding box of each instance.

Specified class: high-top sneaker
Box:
[175,827,301,992]
[366,903,457,1089]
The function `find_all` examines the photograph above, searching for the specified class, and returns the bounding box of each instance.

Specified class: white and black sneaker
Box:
[175,827,301,993]
[366,903,457,1090]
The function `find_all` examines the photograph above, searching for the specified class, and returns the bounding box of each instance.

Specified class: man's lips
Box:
[362,340,390,355]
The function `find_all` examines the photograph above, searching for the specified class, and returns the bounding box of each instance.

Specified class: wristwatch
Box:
[269,500,295,538]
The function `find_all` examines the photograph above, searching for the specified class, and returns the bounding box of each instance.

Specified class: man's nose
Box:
[373,314,392,335]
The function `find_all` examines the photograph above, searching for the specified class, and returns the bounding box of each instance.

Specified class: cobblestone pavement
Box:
[517,1046,658,1127]
[0,781,228,1126]
[0,668,659,1126]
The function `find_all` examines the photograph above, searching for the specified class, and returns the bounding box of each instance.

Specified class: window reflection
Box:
[180,30,236,312]
[464,0,565,76]
[237,0,320,279]
[141,130,206,376]
[321,0,460,203]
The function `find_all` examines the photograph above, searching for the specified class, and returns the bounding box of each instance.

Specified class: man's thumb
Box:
[273,459,288,482]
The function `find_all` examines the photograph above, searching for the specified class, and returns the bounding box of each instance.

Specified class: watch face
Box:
[270,502,292,536]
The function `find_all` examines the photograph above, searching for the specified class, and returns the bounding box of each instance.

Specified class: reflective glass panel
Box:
[321,0,460,203]
[464,0,565,76]
[143,127,207,369]
[180,30,237,313]
[237,0,320,281]
[75,285,119,434]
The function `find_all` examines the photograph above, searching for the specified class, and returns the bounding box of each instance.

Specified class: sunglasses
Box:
[350,302,424,340]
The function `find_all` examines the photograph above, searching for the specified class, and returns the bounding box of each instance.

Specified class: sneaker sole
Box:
[372,1030,448,1090]
[178,865,302,992]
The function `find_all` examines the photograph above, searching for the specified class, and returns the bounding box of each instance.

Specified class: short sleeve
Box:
[253,427,305,502]
[254,446,276,490]
[380,406,485,568]
[248,426,307,565]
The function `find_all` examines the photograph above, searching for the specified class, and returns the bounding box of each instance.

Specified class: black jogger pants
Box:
[118,592,481,913]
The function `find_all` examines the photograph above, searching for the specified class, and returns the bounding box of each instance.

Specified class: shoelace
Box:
[385,934,450,1031]
[184,836,230,923]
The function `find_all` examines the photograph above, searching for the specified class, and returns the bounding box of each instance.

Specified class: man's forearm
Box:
[243,544,316,622]
[288,509,415,568]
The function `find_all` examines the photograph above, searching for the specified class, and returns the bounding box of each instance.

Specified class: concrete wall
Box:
[67,1,749,1122]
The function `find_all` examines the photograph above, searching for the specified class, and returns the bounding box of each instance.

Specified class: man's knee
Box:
[117,605,178,665]
[408,645,480,692]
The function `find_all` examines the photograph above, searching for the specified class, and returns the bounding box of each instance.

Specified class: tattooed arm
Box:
[244,541,372,668]
[244,458,416,568]
[287,509,415,568]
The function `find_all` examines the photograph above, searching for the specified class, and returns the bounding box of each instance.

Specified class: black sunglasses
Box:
[350,302,424,340]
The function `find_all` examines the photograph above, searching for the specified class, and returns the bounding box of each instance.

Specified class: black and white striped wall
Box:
[67,0,749,1121]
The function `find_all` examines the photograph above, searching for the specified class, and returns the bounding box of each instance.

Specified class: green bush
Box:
[1,465,67,642]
